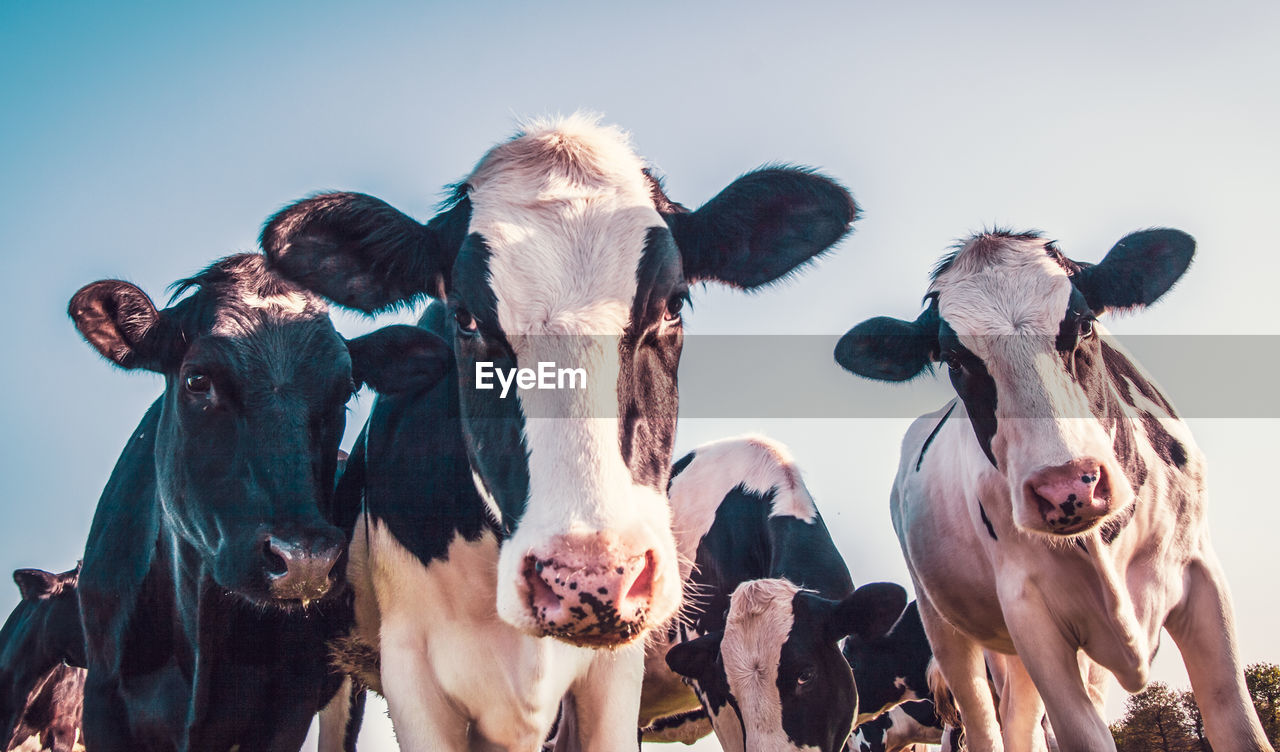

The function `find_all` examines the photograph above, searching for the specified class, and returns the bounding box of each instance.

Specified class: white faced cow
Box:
[651,435,906,752]
[261,116,858,751]
[835,229,1271,751]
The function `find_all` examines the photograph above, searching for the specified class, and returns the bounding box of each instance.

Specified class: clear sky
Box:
[2,1,1277,749]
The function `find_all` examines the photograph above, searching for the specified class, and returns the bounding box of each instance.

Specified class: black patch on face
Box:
[843,601,932,720]
[619,227,686,492]
[916,401,956,471]
[938,319,998,467]
[362,305,498,560]
[449,238,531,533]
[777,593,856,752]
[978,500,998,541]
[1138,411,1189,471]
[684,485,853,637]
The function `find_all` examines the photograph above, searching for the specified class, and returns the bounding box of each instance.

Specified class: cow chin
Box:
[494,517,682,647]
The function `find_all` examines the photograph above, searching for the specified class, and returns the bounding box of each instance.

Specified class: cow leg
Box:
[317,676,363,752]
[994,655,1048,752]
[916,597,1003,752]
[1001,595,1112,752]
[566,643,645,752]
[378,622,469,752]
[1165,556,1272,752]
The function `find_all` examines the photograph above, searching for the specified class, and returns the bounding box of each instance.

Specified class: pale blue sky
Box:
[2,1,1278,748]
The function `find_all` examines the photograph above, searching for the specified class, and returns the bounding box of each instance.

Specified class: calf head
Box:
[260,115,858,645]
[666,578,906,752]
[842,600,932,724]
[0,566,83,736]
[70,255,450,605]
[836,229,1194,539]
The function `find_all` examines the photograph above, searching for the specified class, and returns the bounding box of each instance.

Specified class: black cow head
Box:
[842,601,934,724]
[0,565,83,740]
[259,116,858,645]
[666,579,906,752]
[835,229,1194,538]
[70,255,450,605]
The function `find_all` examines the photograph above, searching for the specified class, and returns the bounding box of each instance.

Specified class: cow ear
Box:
[667,167,858,289]
[835,300,939,382]
[13,569,57,601]
[826,582,908,643]
[69,281,173,372]
[346,325,453,395]
[261,192,470,313]
[665,632,724,681]
[1073,229,1195,315]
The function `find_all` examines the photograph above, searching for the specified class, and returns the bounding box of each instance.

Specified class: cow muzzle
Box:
[262,532,344,603]
[518,533,659,647]
[1024,458,1113,535]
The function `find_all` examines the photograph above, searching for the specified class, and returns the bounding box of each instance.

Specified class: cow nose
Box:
[521,547,657,646]
[263,534,343,602]
[1026,458,1112,532]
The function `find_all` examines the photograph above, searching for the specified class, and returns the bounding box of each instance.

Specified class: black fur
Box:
[69,256,448,751]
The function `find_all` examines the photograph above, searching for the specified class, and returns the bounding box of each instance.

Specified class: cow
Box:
[68,254,451,751]
[842,601,934,726]
[834,228,1272,751]
[848,700,945,752]
[259,115,859,750]
[0,567,84,752]
[648,435,906,752]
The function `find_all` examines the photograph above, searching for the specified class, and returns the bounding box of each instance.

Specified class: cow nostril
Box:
[523,556,560,611]
[623,550,656,604]
[263,540,288,579]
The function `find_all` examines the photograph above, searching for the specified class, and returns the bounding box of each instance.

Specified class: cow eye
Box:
[454,308,479,334]
[664,294,685,324]
[943,353,962,373]
[1079,318,1095,339]
[796,668,816,686]
[185,373,212,394]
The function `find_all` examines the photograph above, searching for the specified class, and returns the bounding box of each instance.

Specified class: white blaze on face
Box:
[719,579,817,752]
[929,234,1131,534]
[466,115,681,635]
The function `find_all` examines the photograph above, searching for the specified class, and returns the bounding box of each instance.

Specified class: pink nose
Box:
[1027,459,1112,533]
[521,539,657,647]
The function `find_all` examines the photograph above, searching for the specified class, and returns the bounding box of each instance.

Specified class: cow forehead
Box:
[466,116,665,336]
[930,234,1074,354]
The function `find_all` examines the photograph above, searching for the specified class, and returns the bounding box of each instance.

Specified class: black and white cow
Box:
[842,601,934,726]
[69,254,450,751]
[0,567,84,752]
[848,700,945,752]
[649,435,906,752]
[259,116,858,750]
[835,228,1272,751]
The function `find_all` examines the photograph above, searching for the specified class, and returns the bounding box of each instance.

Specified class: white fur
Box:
[716,579,819,752]
[670,435,819,578]
[894,234,1267,751]
[349,512,644,751]
[464,115,682,637]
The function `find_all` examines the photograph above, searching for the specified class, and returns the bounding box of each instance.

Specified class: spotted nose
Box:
[520,537,658,647]
[262,533,344,602]
[1027,458,1112,533]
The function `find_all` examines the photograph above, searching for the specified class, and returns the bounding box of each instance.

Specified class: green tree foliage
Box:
[1245,662,1280,745]
[1109,663,1280,750]
[1110,682,1199,752]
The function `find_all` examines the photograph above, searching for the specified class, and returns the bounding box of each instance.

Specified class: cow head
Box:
[842,601,932,724]
[666,579,906,752]
[260,116,858,645]
[69,255,450,606]
[835,229,1194,539]
[0,565,83,736]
